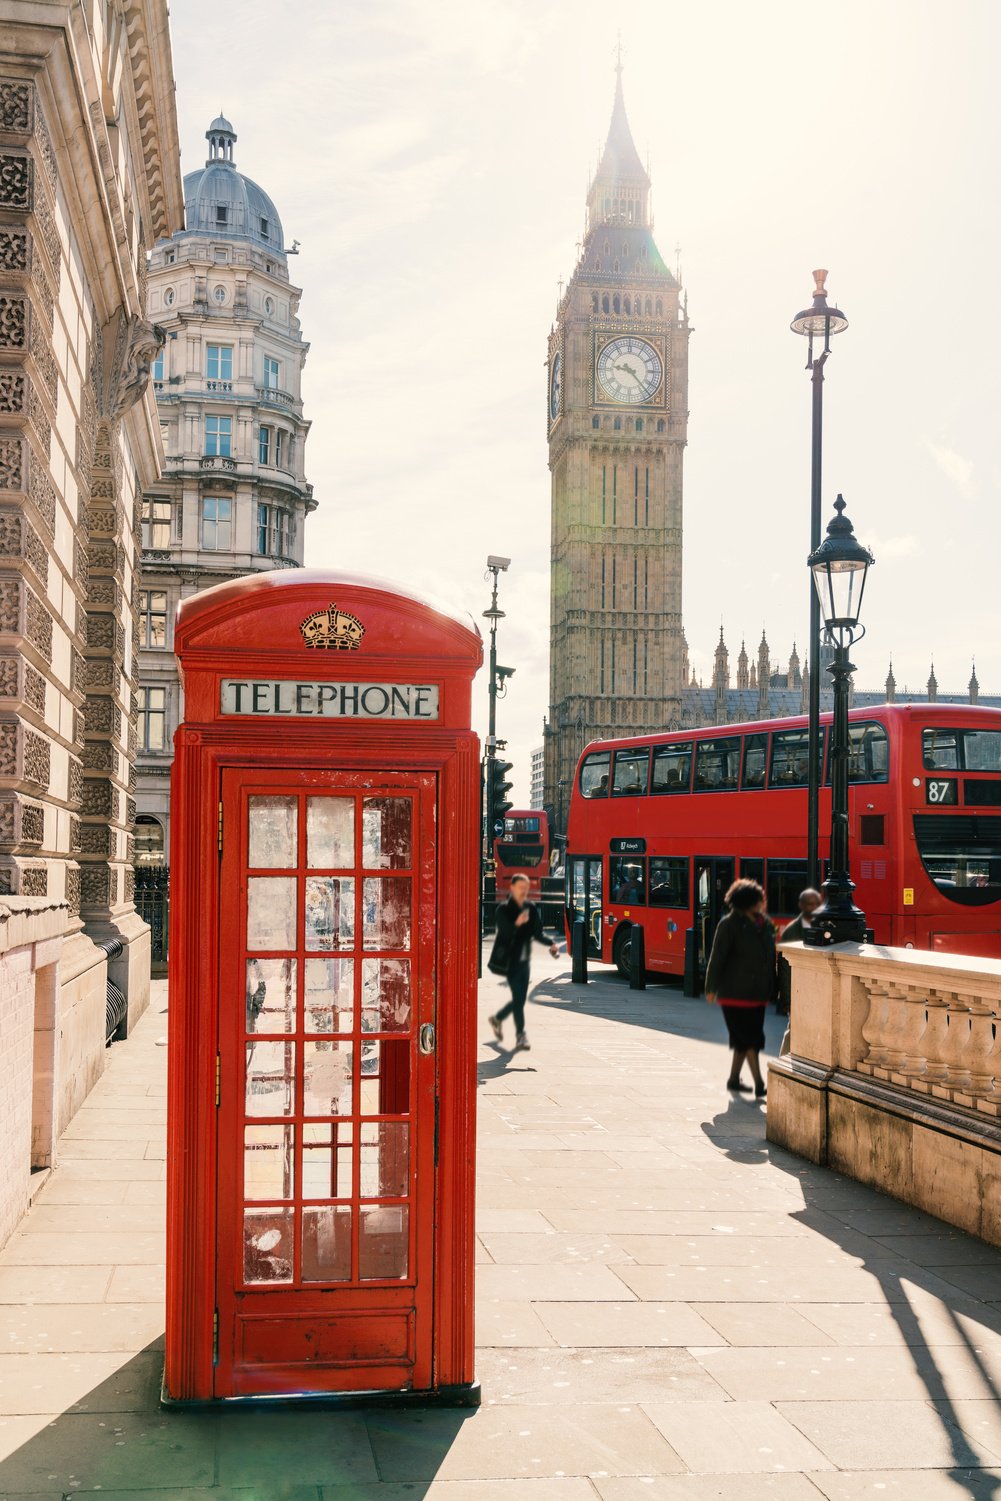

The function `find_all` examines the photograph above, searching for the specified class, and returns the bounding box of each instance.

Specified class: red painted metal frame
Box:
[164,570,482,1404]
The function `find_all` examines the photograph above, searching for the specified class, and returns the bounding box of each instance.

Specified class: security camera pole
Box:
[482,556,511,946]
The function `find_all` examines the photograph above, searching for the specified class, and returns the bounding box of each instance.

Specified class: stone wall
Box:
[768,943,1001,1247]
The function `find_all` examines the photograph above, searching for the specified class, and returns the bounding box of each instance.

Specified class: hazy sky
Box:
[171,0,1000,803]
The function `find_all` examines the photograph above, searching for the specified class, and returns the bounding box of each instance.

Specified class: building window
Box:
[214,246,228,262]
[206,344,233,382]
[201,496,233,550]
[216,205,228,224]
[152,350,164,383]
[204,415,232,456]
[165,249,176,265]
[635,417,643,432]
[163,287,175,307]
[657,418,665,432]
[264,296,275,316]
[258,502,291,558]
[275,429,284,468]
[141,497,171,550]
[258,425,271,464]
[260,217,270,238]
[213,285,227,304]
[137,686,167,752]
[134,815,165,866]
[263,356,280,389]
[139,589,168,648]
[592,416,599,429]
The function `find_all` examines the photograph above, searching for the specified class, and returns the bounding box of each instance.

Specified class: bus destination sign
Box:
[610,837,646,854]
[220,680,439,720]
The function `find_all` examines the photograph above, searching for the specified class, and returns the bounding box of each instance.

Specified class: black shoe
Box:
[755,1084,767,1099]
[727,1078,752,1093]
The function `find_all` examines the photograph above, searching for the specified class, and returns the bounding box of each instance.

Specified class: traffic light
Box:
[488,759,514,837]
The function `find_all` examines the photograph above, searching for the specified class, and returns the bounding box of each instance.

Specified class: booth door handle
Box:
[419,1022,436,1055]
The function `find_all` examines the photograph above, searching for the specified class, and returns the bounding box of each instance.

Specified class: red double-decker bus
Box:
[565,704,1001,980]
[494,810,551,902]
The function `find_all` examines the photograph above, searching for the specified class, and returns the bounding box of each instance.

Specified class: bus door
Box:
[567,856,602,958]
[694,857,735,978]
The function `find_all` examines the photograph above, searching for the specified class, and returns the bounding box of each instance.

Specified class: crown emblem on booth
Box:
[299,602,366,650]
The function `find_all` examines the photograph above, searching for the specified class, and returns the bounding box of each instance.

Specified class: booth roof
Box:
[174,566,483,646]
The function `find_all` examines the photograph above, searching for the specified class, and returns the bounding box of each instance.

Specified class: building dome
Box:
[182,117,284,253]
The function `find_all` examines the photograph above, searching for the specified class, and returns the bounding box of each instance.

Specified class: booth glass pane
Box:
[248,796,297,868]
[245,1041,295,1117]
[246,958,296,1033]
[305,877,355,950]
[243,1125,294,1200]
[243,1207,294,1284]
[303,1040,353,1116]
[247,877,296,951]
[304,958,354,1033]
[301,1205,352,1282]
[302,1122,353,1199]
[362,798,412,869]
[361,958,411,1033]
[360,1121,409,1198]
[307,797,354,868]
[362,877,411,951]
[359,1203,409,1280]
[358,1038,410,1116]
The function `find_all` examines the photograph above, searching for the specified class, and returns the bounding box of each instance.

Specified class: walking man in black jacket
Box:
[487,874,559,1052]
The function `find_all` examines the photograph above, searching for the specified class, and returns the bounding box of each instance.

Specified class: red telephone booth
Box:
[163,570,482,1405]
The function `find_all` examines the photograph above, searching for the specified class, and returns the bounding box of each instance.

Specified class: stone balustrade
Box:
[768,942,1001,1246]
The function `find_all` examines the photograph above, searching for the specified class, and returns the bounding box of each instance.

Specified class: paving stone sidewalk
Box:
[1,954,1001,1498]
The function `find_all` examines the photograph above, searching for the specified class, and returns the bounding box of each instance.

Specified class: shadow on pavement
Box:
[0,1341,474,1497]
[700,1118,1001,1491]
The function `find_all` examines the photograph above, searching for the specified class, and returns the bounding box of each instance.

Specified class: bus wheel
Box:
[613,927,632,979]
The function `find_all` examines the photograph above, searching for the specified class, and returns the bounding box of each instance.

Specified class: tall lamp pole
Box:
[804,496,874,946]
[791,271,849,890]
[481,556,511,939]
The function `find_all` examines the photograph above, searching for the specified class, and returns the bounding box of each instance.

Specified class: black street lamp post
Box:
[804,496,875,947]
[481,556,511,946]
[791,271,849,891]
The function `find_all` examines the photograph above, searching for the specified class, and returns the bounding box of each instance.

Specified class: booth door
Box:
[215,769,437,1397]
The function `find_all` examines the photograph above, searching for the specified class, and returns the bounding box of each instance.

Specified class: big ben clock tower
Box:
[544,68,690,819]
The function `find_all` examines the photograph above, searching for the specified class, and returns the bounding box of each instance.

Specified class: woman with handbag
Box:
[704,877,777,1099]
[487,874,560,1052]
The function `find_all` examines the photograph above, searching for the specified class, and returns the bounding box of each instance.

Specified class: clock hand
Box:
[615,362,641,381]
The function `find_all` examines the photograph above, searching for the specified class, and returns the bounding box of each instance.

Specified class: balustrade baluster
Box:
[859,981,891,1070]
[964,995,998,1100]
[921,989,955,1090]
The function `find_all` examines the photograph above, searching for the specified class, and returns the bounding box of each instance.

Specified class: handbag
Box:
[487,932,510,977]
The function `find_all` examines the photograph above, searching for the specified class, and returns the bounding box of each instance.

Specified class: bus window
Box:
[914,813,1001,906]
[694,738,741,790]
[580,751,610,798]
[923,728,960,770]
[741,857,765,886]
[612,749,650,797]
[742,734,767,789]
[649,856,689,908]
[767,859,809,917]
[652,743,692,793]
[610,857,646,904]
[770,729,810,787]
[831,722,888,783]
[925,727,1001,772]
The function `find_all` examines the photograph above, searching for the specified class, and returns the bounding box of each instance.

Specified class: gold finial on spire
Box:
[615,31,624,77]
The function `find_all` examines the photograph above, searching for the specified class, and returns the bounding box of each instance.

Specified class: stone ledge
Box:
[0,894,66,956]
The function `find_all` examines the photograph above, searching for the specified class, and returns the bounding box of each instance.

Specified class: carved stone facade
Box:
[0,1,182,1235]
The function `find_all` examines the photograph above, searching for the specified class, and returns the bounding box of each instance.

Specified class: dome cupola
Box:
[183,117,285,252]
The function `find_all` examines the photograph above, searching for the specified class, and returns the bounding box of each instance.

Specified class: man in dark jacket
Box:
[487,874,559,1052]
[777,887,821,1049]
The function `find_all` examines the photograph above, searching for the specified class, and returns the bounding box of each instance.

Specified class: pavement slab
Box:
[0,957,997,1498]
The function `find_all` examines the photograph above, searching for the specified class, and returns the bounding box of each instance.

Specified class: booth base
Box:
[160,1376,482,1411]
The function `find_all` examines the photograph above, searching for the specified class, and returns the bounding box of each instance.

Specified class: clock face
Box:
[596,336,663,404]
[549,352,562,421]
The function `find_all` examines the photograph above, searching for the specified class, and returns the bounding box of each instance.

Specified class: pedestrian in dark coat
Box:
[487,874,559,1053]
[704,878,776,1098]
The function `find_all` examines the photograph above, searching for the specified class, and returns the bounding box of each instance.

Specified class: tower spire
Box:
[586,60,650,231]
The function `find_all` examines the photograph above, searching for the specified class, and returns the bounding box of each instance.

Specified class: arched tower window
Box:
[656,418,665,433]
[623,295,631,314]
[613,416,622,430]
[613,294,620,313]
[645,297,652,315]
[592,415,599,429]
[591,292,599,312]
[655,298,663,315]
[635,417,643,433]
[613,261,620,274]
[602,294,610,313]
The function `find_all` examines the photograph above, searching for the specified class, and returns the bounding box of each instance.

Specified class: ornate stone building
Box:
[0,1,182,1245]
[135,117,313,882]
[543,69,690,813]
